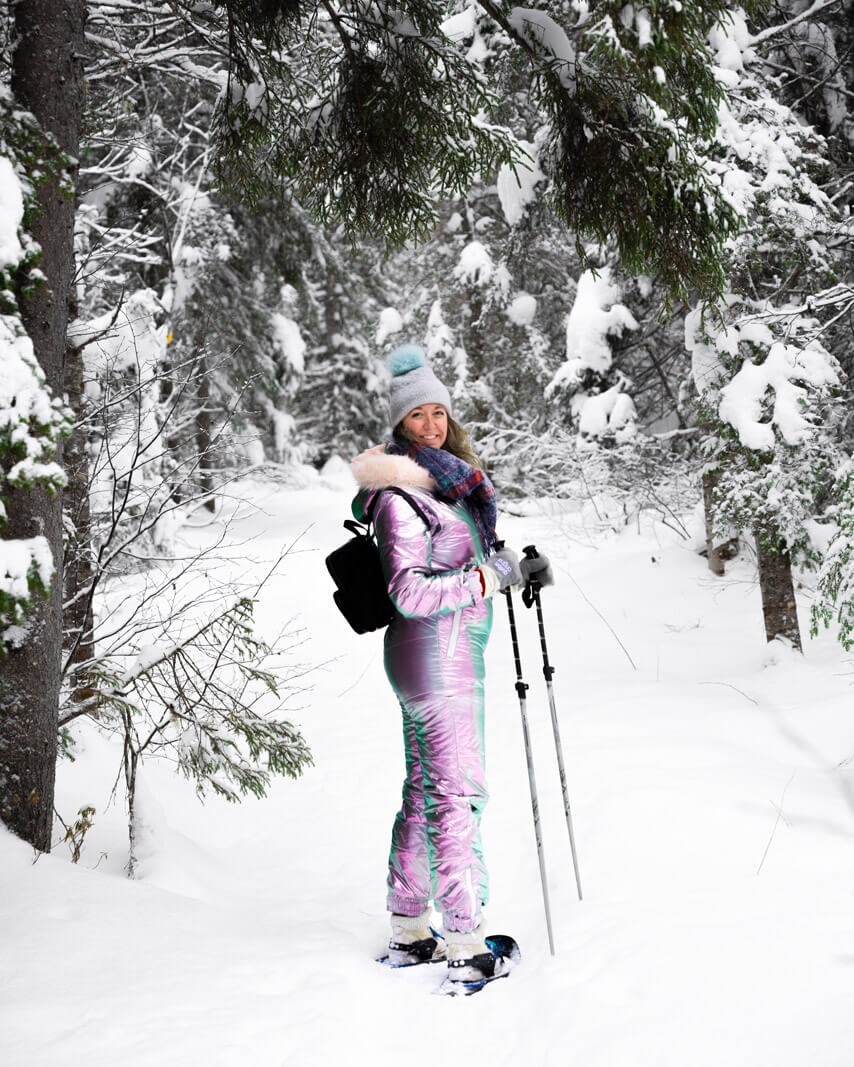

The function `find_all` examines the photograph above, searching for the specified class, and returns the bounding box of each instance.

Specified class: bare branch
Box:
[750,0,843,47]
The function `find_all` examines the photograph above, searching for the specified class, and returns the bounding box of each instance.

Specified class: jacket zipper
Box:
[447,607,462,659]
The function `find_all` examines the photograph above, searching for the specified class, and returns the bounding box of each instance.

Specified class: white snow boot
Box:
[385,909,447,967]
[445,922,504,986]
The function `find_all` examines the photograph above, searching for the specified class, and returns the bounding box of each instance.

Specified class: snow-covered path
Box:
[3,475,854,1066]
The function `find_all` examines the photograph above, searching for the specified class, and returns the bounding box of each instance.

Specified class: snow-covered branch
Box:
[750,0,843,47]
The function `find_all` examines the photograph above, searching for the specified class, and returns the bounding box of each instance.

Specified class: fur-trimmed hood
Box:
[351,445,436,492]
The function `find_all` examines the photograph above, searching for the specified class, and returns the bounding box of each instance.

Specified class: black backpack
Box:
[325,488,435,634]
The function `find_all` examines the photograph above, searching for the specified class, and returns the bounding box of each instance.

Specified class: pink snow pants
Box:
[384,607,492,933]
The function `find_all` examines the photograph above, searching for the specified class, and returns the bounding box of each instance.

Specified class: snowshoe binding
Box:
[377,929,447,968]
[436,935,520,996]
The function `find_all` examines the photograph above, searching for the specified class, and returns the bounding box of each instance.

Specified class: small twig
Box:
[562,567,638,671]
[67,288,126,355]
[698,681,759,705]
[756,772,796,875]
[337,656,376,698]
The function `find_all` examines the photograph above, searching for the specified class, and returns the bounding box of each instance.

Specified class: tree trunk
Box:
[755,525,803,651]
[63,336,96,704]
[196,352,216,511]
[124,729,139,879]
[0,0,86,851]
[702,470,726,576]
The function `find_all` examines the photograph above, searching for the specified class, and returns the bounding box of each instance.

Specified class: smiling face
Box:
[401,403,448,449]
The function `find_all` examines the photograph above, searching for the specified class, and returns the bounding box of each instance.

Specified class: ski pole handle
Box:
[522,545,539,608]
[520,544,554,607]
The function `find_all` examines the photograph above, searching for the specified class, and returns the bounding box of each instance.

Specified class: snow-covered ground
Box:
[3,472,854,1066]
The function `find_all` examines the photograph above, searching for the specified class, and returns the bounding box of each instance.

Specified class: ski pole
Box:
[522,545,583,902]
[500,558,556,956]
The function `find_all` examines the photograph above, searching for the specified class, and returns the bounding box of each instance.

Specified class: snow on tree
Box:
[496,139,545,228]
[0,149,70,631]
[209,0,763,301]
[546,267,638,446]
[76,8,319,502]
[270,295,308,463]
[67,1,231,645]
[371,5,703,496]
[685,9,848,647]
[209,0,516,247]
[760,0,853,145]
[753,1,854,446]
[400,205,562,445]
[689,299,841,541]
[376,306,404,347]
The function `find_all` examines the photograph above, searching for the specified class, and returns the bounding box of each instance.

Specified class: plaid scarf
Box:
[388,433,497,553]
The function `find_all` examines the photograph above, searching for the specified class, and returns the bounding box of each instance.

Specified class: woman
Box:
[351,343,522,987]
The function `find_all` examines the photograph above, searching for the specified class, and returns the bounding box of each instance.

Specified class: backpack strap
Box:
[367,487,440,534]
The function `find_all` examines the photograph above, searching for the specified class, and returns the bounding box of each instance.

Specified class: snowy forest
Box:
[2,0,854,1061]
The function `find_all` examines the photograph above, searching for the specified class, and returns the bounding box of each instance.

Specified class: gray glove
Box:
[520,552,554,588]
[479,547,523,596]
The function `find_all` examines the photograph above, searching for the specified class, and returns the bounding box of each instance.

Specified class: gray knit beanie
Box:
[387,344,452,429]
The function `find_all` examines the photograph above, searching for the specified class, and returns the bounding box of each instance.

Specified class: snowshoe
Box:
[435,934,520,996]
[376,929,447,968]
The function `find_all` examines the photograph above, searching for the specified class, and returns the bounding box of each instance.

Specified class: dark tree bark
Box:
[196,352,216,511]
[0,0,86,850]
[755,525,802,651]
[702,470,726,576]
[161,359,184,505]
[63,335,96,703]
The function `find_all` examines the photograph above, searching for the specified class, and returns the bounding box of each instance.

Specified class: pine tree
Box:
[755,0,854,439]
[685,10,849,649]
[0,1,85,850]
[206,0,760,301]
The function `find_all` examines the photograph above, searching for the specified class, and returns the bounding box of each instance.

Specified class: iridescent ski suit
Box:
[352,449,493,933]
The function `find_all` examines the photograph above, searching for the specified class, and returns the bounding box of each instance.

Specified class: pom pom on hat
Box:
[388,343,427,377]
[386,343,452,429]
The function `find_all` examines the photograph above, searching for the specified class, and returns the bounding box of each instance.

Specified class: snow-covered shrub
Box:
[66,591,312,874]
[486,420,700,539]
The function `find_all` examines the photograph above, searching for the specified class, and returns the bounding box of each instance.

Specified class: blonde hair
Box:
[444,416,481,468]
[394,414,481,469]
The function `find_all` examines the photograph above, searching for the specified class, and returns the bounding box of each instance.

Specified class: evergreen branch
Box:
[319,0,360,72]
[475,0,563,69]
